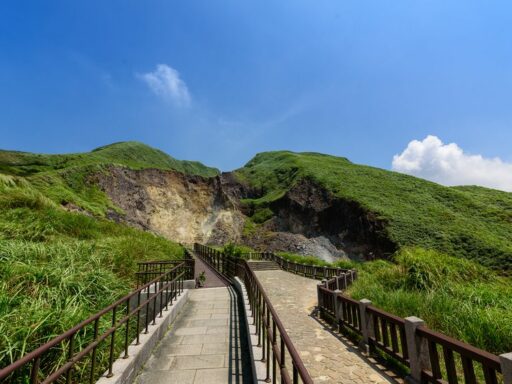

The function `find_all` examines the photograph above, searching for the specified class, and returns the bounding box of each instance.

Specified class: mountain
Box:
[0,141,219,177]
[234,151,512,270]
[1,143,511,270]
[1,142,512,365]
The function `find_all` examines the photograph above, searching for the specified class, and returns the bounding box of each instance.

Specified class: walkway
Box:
[254,270,402,384]
[136,258,253,384]
[194,256,227,288]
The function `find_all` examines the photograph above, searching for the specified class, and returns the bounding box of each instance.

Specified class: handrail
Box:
[239,251,352,280]
[0,261,188,383]
[194,243,313,384]
[317,276,505,383]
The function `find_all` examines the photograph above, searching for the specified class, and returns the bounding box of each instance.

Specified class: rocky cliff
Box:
[95,167,245,244]
[93,167,394,262]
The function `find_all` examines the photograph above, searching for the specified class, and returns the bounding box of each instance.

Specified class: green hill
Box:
[0,141,219,177]
[0,142,219,216]
[0,142,216,374]
[235,151,512,270]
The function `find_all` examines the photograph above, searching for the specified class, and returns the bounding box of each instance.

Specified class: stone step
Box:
[247,261,281,271]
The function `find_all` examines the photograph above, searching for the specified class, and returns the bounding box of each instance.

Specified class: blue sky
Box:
[1,1,512,186]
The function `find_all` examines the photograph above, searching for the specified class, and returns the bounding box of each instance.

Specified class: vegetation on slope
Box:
[0,174,184,374]
[0,141,219,178]
[0,142,219,217]
[235,151,512,270]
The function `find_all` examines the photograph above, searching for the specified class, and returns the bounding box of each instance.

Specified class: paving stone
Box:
[201,343,229,355]
[144,355,175,371]
[210,313,229,320]
[174,327,207,336]
[180,334,227,345]
[193,368,232,384]
[189,318,228,327]
[254,270,402,383]
[136,282,253,384]
[206,326,229,335]
[171,354,225,370]
[158,344,203,356]
[136,370,196,384]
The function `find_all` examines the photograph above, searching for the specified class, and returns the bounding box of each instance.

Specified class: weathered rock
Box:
[90,167,395,261]
[94,166,245,244]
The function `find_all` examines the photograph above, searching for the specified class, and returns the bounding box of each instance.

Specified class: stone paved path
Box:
[254,270,402,384]
[136,287,253,384]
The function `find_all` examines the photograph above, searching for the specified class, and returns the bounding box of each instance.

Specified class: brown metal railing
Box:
[417,326,501,384]
[316,276,506,383]
[367,305,408,365]
[137,254,194,286]
[194,243,313,384]
[0,262,188,384]
[239,251,351,280]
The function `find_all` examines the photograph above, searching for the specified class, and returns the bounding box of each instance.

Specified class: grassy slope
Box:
[0,177,185,370]
[0,142,213,372]
[0,141,219,217]
[235,151,512,270]
[0,141,219,178]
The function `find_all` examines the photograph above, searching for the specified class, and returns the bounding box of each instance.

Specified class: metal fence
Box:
[239,251,352,280]
[0,261,189,384]
[194,243,313,384]
[316,275,510,384]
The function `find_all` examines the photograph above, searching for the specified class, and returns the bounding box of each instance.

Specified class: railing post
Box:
[405,317,430,384]
[339,273,347,290]
[358,299,372,354]
[500,353,512,384]
[316,282,323,312]
[333,289,342,322]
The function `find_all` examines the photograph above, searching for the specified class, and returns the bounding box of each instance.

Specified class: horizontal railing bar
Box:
[0,262,186,380]
[38,270,186,383]
[366,305,406,325]
[194,244,313,384]
[241,260,312,384]
[416,326,501,369]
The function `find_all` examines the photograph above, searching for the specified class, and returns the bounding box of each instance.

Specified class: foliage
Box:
[251,207,274,224]
[222,243,253,258]
[0,180,183,374]
[235,151,512,270]
[198,271,206,284]
[0,141,219,178]
[0,142,219,218]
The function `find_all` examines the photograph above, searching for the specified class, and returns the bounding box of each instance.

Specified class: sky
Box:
[1,1,512,190]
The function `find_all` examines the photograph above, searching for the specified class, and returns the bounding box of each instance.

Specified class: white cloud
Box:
[138,64,191,107]
[392,135,512,192]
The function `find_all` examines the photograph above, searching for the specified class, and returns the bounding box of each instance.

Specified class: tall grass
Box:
[348,248,512,354]
[0,182,183,374]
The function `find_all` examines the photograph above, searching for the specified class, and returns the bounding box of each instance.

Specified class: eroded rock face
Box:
[94,167,245,244]
[93,168,395,261]
[244,178,397,261]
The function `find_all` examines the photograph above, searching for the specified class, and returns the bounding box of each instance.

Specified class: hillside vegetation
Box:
[0,141,219,178]
[0,143,200,375]
[235,151,512,270]
[0,142,219,217]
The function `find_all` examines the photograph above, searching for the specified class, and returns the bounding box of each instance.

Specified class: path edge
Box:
[232,277,266,383]
[95,289,190,384]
